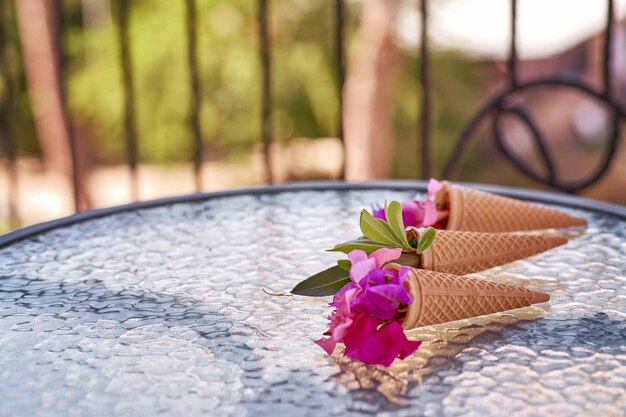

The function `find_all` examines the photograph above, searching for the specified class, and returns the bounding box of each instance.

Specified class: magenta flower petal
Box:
[342,313,380,352]
[330,281,357,307]
[348,250,376,283]
[400,200,424,227]
[398,338,422,360]
[324,285,359,346]
[345,321,420,366]
[315,336,337,355]
[329,289,357,340]
[396,266,410,285]
[350,258,376,283]
[363,284,413,320]
[368,284,413,306]
[427,178,444,198]
[369,248,402,268]
[391,323,422,360]
[347,250,368,265]
[348,248,400,285]
[421,200,439,227]
[372,207,386,221]
[360,269,392,287]
[330,316,354,341]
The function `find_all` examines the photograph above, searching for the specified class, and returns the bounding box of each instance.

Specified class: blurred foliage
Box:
[67,0,258,163]
[63,0,344,164]
[4,0,489,176]
[392,50,490,178]
[0,0,39,156]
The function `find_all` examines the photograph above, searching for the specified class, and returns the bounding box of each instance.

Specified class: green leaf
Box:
[291,266,351,297]
[415,227,437,254]
[376,218,405,244]
[384,201,411,249]
[328,238,393,253]
[337,259,351,271]
[359,209,401,246]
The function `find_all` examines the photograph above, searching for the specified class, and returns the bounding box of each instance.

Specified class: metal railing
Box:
[443,0,625,193]
[0,0,623,229]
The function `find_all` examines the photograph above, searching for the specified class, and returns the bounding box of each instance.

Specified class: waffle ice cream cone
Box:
[438,181,587,232]
[409,228,567,276]
[400,267,549,329]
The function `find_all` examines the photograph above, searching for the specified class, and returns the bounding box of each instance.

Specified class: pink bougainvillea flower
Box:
[340,312,379,352]
[344,321,421,366]
[316,249,421,366]
[356,267,413,321]
[372,178,445,228]
[347,248,402,283]
[316,248,403,353]
[427,177,444,197]
[315,282,359,354]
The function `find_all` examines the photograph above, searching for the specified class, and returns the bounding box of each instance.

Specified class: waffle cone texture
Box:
[409,228,568,276]
[440,181,587,232]
[400,267,550,329]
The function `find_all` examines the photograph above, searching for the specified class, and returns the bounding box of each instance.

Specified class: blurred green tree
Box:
[9,0,488,177]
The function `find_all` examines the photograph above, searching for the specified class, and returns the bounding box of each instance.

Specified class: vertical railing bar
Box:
[334,0,346,180]
[419,0,431,178]
[258,0,273,184]
[599,0,620,193]
[115,0,139,200]
[508,0,518,87]
[55,0,81,211]
[602,0,614,98]
[185,0,203,191]
[0,0,19,227]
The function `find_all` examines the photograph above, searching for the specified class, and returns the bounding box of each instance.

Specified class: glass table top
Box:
[1,186,625,416]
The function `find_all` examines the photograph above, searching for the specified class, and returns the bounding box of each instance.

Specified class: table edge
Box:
[1,180,624,249]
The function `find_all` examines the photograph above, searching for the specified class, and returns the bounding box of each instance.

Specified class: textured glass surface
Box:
[1,189,625,417]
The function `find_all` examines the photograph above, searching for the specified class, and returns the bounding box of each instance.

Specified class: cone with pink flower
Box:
[438,181,587,232]
[295,198,556,366]
[398,266,549,329]
[408,227,567,276]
